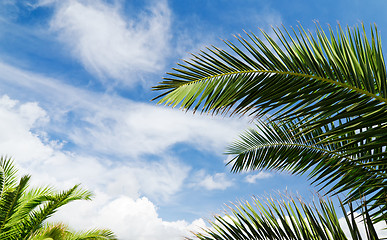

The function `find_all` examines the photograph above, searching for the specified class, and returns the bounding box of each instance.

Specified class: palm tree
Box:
[153,23,387,238]
[0,156,117,240]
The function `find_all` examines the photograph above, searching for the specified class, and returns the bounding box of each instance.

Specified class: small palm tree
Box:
[0,156,116,240]
[153,23,387,238]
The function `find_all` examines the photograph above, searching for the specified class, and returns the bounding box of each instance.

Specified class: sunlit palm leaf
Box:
[188,194,382,240]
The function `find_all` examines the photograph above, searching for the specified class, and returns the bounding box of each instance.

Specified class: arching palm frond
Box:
[227,120,387,221]
[66,228,117,240]
[17,185,93,239]
[189,195,382,240]
[0,157,18,194]
[153,23,386,167]
[27,222,67,240]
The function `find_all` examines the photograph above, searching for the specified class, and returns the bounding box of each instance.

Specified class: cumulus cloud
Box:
[0,93,188,197]
[245,172,273,184]
[49,0,171,86]
[53,194,207,240]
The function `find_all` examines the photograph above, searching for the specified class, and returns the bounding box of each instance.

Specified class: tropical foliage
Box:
[0,156,116,240]
[153,23,387,238]
[189,195,379,240]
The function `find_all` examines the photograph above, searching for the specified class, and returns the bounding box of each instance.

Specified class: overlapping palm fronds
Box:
[189,195,382,240]
[153,23,387,221]
[0,157,117,240]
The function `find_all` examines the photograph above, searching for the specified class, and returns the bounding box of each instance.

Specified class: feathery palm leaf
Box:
[189,195,383,240]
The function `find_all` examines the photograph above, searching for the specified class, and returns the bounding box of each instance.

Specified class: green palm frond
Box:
[0,175,30,232]
[189,194,383,240]
[0,157,19,196]
[67,228,117,240]
[19,185,93,239]
[227,120,387,221]
[154,23,386,115]
[27,222,68,240]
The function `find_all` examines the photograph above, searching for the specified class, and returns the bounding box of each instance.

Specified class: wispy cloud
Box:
[0,61,248,157]
[49,0,171,86]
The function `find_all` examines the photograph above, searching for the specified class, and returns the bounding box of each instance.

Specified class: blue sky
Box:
[1,0,387,239]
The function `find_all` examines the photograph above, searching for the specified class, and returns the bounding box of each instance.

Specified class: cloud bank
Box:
[0,61,247,239]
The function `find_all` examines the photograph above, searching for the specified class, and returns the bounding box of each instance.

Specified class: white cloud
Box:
[49,0,171,86]
[69,102,247,158]
[0,63,249,238]
[192,171,233,191]
[0,94,205,239]
[339,212,387,239]
[0,95,54,163]
[245,172,273,184]
[1,66,248,161]
[0,62,249,158]
[53,194,207,240]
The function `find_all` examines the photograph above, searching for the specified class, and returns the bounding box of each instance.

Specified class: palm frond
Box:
[188,194,384,240]
[0,175,30,233]
[227,120,387,220]
[67,228,117,240]
[0,157,19,197]
[19,184,93,239]
[27,222,68,240]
